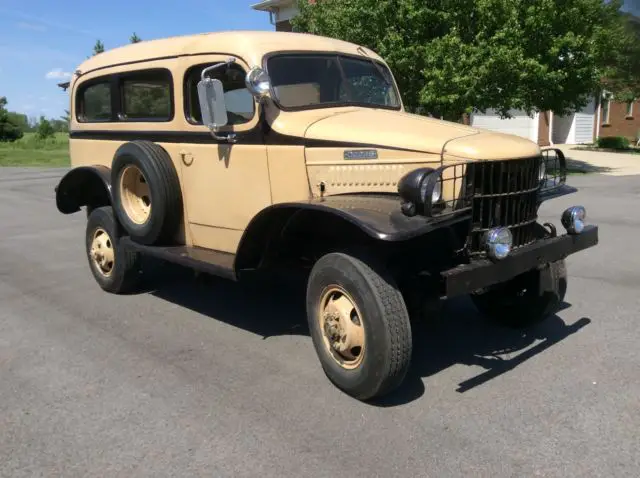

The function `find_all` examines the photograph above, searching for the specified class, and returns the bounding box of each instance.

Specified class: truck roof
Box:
[76,31,384,75]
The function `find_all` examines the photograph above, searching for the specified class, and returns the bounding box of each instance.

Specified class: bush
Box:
[596,136,630,150]
[36,117,55,140]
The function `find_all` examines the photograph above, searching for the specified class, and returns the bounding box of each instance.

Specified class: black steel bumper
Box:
[441,225,599,298]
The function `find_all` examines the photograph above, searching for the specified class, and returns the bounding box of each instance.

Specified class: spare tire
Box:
[111,141,182,245]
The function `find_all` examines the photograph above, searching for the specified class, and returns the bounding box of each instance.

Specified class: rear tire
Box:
[111,141,182,245]
[471,260,567,328]
[306,252,412,400]
[86,206,142,294]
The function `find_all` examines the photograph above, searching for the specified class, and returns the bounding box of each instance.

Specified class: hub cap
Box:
[120,165,151,224]
[318,286,365,369]
[90,227,114,277]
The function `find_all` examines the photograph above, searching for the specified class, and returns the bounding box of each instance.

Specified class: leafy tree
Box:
[61,109,71,125]
[36,116,55,139]
[7,111,29,133]
[293,0,635,120]
[0,97,24,142]
[130,32,142,43]
[602,13,640,101]
[93,40,105,56]
[51,119,69,133]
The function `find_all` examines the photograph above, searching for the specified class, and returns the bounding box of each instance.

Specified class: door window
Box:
[185,63,254,125]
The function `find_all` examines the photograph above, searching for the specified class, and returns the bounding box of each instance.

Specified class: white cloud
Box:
[16,21,46,32]
[45,68,72,80]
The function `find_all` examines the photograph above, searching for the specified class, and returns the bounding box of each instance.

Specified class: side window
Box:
[185,63,254,125]
[121,71,172,121]
[78,82,112,122]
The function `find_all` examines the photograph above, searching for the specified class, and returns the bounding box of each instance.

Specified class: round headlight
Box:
[561,206,586,234]
[419,174,442,205]
[484,227,513,261]
[431,179,442,203]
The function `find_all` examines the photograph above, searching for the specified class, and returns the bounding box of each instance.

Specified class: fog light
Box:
[562,206,586,234]
[484,227,513,261]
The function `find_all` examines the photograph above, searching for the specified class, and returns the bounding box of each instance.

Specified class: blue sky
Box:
[0,0,271,119]
[1,0,638,120]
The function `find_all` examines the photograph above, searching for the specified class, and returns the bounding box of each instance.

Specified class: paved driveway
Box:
[1,168,638,477]
[555,144,640,176]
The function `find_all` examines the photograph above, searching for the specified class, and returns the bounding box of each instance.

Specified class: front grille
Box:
[467,157,542,255]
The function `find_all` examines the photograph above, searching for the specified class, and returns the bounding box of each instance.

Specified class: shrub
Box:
[596,136,631,150]
[36,117,55,140]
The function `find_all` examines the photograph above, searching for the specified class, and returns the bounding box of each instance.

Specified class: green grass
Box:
[0,132,70,167]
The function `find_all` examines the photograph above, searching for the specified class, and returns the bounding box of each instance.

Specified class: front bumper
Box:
[441,225,599,298]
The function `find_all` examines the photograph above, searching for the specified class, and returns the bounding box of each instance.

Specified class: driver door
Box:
[178,55,270,253]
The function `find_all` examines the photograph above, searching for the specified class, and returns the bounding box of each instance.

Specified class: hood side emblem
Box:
[344,149,378,160]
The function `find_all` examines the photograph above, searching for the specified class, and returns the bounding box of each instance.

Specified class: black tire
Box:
[471,260,567,328]
[85,206,142,294]
[111,141,182,245]
[306,252,412,400]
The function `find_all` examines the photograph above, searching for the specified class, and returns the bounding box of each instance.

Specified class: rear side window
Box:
[121,71,172,121]
[184,63,254,125]
[78,82,112,122]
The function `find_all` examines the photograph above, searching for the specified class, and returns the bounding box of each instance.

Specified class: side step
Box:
[120,237,237,281]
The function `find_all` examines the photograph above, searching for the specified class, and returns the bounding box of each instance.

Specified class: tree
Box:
[293,0,635,120]
[601,13,640,101]
[130,32,142,43]
[93,40,105,56]
[36,116,55,139]
[0,97,24,142]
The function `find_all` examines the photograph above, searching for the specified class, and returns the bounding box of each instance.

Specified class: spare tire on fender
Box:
[111,141,182,245]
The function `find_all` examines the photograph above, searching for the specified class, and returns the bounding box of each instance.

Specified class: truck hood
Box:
[302,109,541,160]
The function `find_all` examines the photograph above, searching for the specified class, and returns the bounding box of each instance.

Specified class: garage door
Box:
[470,109,538,142]
[574,99,595,144]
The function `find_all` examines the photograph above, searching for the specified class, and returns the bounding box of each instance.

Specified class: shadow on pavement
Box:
[142,263,591,407]
[564,157,613,174]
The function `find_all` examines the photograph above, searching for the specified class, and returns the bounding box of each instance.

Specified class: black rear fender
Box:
[55,165,112,214]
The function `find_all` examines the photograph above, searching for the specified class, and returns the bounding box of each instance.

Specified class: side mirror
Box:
[196,57,237,140]
[245,67,271,99]
[197,77,228,130]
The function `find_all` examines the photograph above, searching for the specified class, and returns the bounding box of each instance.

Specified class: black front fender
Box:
[55,165,112,214]
[234,195,470,272]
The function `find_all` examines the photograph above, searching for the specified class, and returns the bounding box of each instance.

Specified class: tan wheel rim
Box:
[120,165,151,224]
[90,227,115,277]
[318,286,365,369]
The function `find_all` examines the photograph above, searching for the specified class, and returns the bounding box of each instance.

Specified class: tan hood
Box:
[303,109,477,155]
[299,109,541,160]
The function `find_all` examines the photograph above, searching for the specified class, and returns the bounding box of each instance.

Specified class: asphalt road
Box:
[1,167,638,477]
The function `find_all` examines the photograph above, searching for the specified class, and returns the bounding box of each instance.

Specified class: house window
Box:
[121,70,172,121]
[602,98,611,125]
[77,81,112,122]
[626,101,634,118]
[184,63,254,125]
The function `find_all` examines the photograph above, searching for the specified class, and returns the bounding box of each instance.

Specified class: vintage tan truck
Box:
[55,31,598,400]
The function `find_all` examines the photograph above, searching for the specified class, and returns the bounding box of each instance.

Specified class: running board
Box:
[120,237,237,281]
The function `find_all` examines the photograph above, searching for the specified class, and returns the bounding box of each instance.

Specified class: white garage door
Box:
[471,109,538,143]
[574,99,595,144]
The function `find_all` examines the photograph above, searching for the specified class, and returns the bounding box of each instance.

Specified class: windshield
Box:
[266,54,401,110]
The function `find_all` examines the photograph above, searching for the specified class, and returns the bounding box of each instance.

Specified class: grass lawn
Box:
[0,132,70,167]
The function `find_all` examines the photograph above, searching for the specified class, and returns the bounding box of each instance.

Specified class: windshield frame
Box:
[263,51,403,113]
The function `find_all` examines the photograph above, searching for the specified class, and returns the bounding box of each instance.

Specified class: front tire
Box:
[471,260,567,328]
[306,252,412,400]
[86,206,142,294]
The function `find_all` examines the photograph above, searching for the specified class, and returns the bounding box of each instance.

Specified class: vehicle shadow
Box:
[142,263,591,407]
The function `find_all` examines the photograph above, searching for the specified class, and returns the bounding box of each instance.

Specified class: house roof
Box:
[74,31,383,77]
[251,0,293,11]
